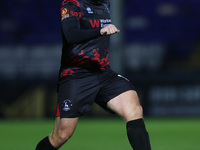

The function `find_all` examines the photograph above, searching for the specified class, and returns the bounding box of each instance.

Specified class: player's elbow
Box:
[64,34,77,44]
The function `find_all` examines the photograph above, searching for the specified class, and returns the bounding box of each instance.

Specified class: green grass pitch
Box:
[0,118,200,150]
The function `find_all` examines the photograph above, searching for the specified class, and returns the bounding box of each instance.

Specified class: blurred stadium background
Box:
[0,0,200,149]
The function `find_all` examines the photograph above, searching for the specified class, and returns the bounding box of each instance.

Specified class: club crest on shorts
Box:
[63,100,72,111]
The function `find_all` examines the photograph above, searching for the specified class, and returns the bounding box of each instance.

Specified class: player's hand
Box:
[100,24,120,36]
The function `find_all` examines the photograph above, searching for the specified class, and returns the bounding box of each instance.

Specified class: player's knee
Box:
[134,104,143,116]
[127,104,143,121]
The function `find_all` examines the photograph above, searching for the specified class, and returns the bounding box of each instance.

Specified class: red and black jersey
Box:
[59,0,111,77]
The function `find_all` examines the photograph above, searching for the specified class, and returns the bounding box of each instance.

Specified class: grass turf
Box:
[0,118,200,150]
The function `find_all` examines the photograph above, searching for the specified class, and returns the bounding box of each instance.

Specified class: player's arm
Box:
[63,21,120,44]
[61,2,102,44]
[62,18,101,44]
[61,3,119,44]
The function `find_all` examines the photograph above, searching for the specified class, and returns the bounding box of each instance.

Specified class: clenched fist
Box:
[100,24,120,35]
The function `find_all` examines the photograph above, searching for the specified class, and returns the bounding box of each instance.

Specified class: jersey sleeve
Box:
[60,1,101,44]
[60,1,81,23]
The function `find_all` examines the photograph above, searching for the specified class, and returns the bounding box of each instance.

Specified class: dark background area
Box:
[1,0,200,118]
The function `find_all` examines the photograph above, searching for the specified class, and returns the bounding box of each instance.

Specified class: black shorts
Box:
[56,69,135,118]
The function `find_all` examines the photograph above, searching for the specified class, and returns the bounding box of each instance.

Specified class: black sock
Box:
[35,136,57,150]
[126,119,151,150]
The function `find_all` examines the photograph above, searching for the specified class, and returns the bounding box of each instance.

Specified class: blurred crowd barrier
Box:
[0,45,61,80]
[1,0,200,118]
[122,0,200,117]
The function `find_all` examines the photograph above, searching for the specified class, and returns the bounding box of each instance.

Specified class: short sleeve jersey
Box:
[59,0,111,77]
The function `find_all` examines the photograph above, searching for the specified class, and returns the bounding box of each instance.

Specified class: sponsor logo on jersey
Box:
[86,7,93,14]
[90,19,100,28]
[63,100,73,111]
[61,7,69,20]
[90,19,111,28]
[100,19,111,27]
[70,10,82,18]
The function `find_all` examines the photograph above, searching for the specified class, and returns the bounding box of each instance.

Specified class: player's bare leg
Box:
[107,90,151,150]
[49,117,78,149]
[107,90,142,121]
[36,117,78,150]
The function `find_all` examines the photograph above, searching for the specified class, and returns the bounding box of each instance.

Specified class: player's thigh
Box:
[57,74,99,118]
[107,90,143,121]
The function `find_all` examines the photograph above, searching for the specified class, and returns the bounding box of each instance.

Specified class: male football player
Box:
[36,0,151,150]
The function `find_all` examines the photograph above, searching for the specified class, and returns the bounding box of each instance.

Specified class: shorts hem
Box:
[106,89,135,103]
[96,89,135,114]
[59,114,81,118]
